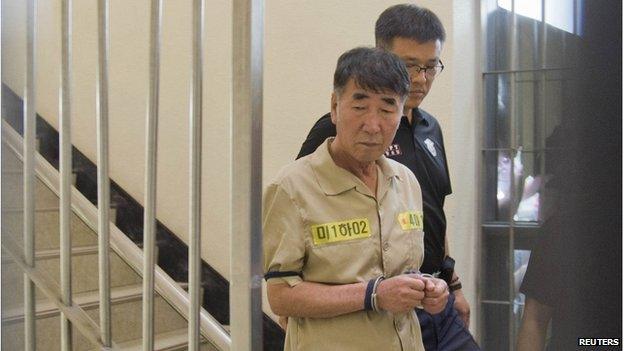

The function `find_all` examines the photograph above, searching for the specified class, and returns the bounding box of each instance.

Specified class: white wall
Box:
[2,0,480,332]
[263,0,455,173]
[2,0,234,277]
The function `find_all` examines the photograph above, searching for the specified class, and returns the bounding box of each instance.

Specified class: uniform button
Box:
[383,242,390,251]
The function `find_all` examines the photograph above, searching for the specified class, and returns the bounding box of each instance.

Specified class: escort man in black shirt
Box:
[295,4,480,351]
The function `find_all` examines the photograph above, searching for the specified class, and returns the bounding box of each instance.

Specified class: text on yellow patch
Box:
[397,211,423,231]
[310,218,371,246]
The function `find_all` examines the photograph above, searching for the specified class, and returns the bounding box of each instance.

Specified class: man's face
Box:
[388,37,442,110]
[331,79,404,163]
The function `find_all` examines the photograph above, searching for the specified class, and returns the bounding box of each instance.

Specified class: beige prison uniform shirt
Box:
[263,138,425,351]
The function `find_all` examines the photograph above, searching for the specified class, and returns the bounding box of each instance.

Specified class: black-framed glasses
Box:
[405,60,445,79]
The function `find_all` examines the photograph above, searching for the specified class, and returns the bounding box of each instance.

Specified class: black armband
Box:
[264,271,302,281]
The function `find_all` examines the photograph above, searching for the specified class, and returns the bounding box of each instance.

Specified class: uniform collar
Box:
[411,108,430,127]
[309,138,402,196]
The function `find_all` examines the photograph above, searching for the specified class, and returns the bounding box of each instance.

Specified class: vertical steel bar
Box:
[231,0,264,350]
[142,1,162,350]
[508,0,517,349]
[540,0,547,69]
[23,1,37,350]
[60,0,73,350]
[188,0,205,350]
[478,1,487,343]
[540,0,547,184]
[96,0,112,346]
[573,0,579,35]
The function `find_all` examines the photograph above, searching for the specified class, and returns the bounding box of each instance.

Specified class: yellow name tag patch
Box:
[398,211,423,230]
[311,218,371,246]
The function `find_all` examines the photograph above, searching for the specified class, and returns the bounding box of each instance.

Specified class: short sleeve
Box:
[262,183,306,286]
[296,113,336,160]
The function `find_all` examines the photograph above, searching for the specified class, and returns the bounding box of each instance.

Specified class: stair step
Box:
[2,208,99,250]
[1,285,189,350]
[2,284,144,323]
[1,244,100,264]
[114,327,217,351]
[1,246,142,312]
[2,142,24,169]
[1,172,65,209]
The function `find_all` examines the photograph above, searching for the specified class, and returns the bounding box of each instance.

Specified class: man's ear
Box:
[330,92,338,125]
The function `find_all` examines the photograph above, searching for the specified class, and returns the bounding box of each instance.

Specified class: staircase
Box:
[1,139,216,350]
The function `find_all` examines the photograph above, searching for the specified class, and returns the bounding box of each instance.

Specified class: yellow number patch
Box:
[397,211,423,231]
[310,218,371,246]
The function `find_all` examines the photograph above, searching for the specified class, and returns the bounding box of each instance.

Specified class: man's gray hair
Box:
[333,47,410,100]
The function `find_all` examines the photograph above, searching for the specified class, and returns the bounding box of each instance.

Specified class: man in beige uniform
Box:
[263,47,448,351]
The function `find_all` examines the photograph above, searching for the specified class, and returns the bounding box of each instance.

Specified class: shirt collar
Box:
[411,108,430,126]
[308,138,402,196]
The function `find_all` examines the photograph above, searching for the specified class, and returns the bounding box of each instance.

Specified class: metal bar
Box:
[60,0,73,349]
[479,0,487,73]
[539,0,547,172]
[142,0,162,350]
[540,0,547,69]
[573,0,579,35]
[231,1,264,350]
[96,0,112,346]
[478,2,488,339]
[482,67,573,75]
[481,300,512,305]
[189,0,205,350]
[3,121,232,350]
[508,1,517,349]
[23,0,38,349]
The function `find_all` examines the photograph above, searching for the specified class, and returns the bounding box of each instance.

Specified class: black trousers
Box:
[417,293,481,351]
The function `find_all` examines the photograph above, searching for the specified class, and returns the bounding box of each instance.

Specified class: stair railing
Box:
[4,0,266,349]
[2,120,230,350]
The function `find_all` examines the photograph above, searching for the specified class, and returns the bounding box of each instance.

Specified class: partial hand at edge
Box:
[421,276,449,315]
[453,289,471,327]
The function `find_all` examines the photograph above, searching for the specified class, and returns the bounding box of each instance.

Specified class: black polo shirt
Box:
[296,108,452,274]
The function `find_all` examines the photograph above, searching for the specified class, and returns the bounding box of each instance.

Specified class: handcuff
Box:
[404,270,442,309]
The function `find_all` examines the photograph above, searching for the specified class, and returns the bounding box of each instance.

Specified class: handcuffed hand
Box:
[375,274,426,314]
